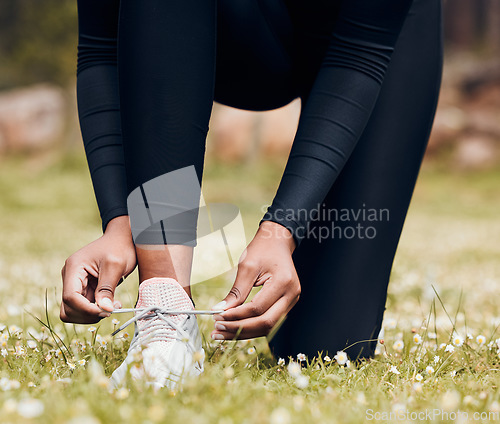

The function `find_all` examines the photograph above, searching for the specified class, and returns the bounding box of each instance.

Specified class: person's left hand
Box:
[210,220,300,340]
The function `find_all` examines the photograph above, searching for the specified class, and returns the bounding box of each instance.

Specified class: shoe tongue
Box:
[137,277,193,311]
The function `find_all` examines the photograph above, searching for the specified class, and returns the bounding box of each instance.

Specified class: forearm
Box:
[76,0,129,233]
[261,0,414,247]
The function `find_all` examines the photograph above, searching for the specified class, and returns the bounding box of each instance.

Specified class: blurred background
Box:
[0,1,498,330]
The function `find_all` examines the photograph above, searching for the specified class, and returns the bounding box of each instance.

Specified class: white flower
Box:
[384,318,397,330]
[15,345,25,356]
[67,362,76,370]
[490,401,500,413]
[277,358,285,367]
[224,367,234,379]
[9,325,22,335]
[334,351,348,366]
[389,365,400,375]
[27,340,37,349]
[463,395,474,406]
[433,355,440,364]
[425,366,434,375]
[287,362,301,377]
[295,375,309,389]
[78,359,86,366]
[0,333,9,347]
[27,382,36,388]
[439,343,447,350]
[476,335,486,346]
[323,356,331,362]
[445,344,455,353]
[412,382,423,393]
[88,326,97,333]
[428,332,437,339]
[115,388,129,399]
[441,391,460,411]
[1,349,7,357]
[296,353,306,362]
[392,340,404,352]
[10,380,20,390]
[270,407,291,424]
[450,370,456,377]
[413,334,422,345]
[392,403,405,414]
[247,347,256,355]
[112,319,120,325]
[122,332,130,339]
[452,334,464,347]
[16,398,44,418]
[415,373,423,381]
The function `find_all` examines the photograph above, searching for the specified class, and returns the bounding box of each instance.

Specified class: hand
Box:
[210,221,300,340]
[60,216,137,324]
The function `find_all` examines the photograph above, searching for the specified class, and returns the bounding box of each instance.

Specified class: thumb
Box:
[95,259,123,312]
[212,262,258,311]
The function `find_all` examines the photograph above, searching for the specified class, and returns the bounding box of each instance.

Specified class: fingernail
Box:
[113,300,122,309]
[99,312,111,318]
[211,301,226,311]
[99,298,113,311]
[211,333,224,340]
[215,323,226,331]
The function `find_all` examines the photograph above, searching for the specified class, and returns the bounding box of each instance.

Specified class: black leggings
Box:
[76,0,443,360]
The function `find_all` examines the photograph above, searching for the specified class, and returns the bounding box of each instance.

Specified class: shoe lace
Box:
[111,307,223,354]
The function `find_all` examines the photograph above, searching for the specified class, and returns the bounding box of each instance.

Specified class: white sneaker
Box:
[110,277,205,390]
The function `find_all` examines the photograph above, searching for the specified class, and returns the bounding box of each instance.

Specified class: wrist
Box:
[257,220,296,253]
[104,215,132,239]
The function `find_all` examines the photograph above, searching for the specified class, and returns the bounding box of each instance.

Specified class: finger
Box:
[60,301,106,324]
[95,257,123,311]
[212,260,260,311]
[214,279,285,322]
[211,296,296,340]
[62,261,104,317]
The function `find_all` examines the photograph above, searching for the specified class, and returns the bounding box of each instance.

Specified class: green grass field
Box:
[0,150,499,423]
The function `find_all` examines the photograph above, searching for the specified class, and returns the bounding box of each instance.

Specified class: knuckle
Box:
[62,293,73,305]
[279,270,295,284]
[97,283,114,295]
[59,310,70,323]
[295,284,302,297]
[64,257,75,268]
[261,317,276,332]
[228,286,242,300]
[239,259,257,272]
[249,303,262,316]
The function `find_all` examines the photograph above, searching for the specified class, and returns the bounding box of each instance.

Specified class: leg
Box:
[117,0,217,291]
[268,0,443,360]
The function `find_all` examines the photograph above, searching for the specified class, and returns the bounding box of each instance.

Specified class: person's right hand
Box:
[60,216,137,324]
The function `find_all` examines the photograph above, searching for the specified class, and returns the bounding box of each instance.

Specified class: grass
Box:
[0,149,499,423]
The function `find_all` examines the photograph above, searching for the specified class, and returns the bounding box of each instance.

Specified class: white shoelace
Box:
[111,307,224,353]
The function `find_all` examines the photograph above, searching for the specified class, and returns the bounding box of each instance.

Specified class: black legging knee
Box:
[76,0,442,360]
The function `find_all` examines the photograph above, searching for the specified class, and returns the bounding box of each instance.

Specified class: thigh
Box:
[214,0,299,111]
[269,0,443,360]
